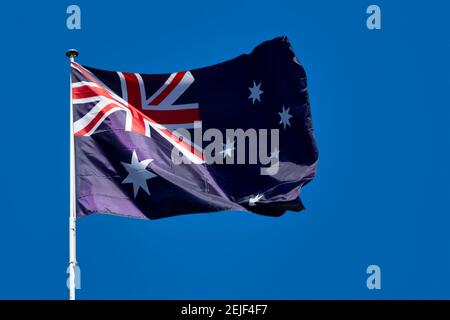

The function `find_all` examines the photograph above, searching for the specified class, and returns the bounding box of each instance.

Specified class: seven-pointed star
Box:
[248,81,264,104]
[249,194,263,206]
[278,106,293,129]
[219,138,235,158]
[121,150,157,198]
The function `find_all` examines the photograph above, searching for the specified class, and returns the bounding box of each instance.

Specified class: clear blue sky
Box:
[0,1,449,299]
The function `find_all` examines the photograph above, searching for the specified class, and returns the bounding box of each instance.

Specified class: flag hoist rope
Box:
[66,49,78,300]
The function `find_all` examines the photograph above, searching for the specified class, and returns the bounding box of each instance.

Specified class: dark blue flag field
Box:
[71,37,318,219]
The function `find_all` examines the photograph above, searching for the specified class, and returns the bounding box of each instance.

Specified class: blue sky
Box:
[0,1,449,299]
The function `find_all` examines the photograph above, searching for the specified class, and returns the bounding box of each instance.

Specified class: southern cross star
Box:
[249,194,263,206]
[219,138,235,158]
[278,106,293,129]
[271,147,280,160]
[121,150,157,198]
[248,81,263,104]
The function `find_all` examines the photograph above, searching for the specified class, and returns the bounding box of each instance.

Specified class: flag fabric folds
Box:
[71,36,318,219]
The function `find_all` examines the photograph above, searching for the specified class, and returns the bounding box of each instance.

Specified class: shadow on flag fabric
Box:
[71,36,319,220]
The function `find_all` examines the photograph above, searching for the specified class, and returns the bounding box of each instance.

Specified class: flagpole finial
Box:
[66,49,79,59]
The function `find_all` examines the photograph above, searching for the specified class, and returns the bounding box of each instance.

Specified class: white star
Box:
[121,150,157,198]
[248,81,263,104]
[271,147,280,160]
[278,106,293,129]
[249,194,263,206]
[219,138,235,158]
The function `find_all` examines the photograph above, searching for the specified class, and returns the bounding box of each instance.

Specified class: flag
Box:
[71,36,318,219]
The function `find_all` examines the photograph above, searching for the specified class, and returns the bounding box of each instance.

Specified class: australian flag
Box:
[71,36,318,219]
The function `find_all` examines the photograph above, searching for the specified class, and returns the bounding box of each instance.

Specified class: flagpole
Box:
[66,49,78,300]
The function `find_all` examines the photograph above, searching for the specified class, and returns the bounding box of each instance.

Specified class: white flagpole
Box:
[66,49,78,300]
